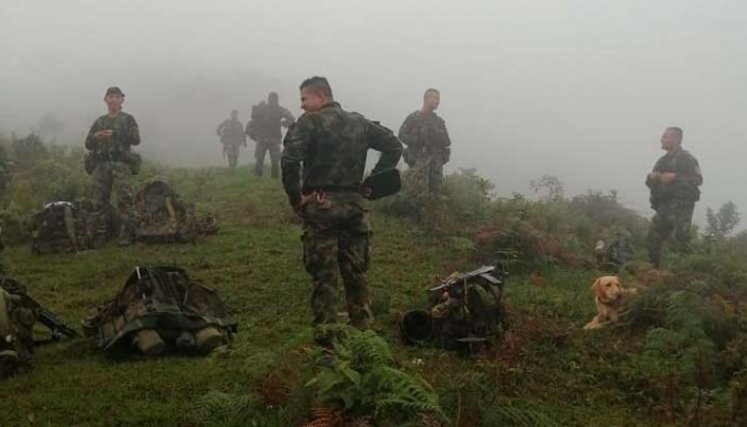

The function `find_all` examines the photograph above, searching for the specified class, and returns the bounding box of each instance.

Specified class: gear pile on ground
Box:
[401,264,508,353]
[134,179,217,243]
[29,200,114,254]
[83,266,237,356]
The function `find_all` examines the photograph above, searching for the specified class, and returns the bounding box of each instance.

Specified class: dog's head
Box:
[591,276,623,302]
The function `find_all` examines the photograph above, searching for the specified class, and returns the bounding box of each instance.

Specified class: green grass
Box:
[0,165,665,425]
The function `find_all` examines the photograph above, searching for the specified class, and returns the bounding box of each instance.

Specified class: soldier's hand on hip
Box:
[293,194,314,217]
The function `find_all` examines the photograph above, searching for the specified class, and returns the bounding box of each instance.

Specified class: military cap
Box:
[105,86,125,96]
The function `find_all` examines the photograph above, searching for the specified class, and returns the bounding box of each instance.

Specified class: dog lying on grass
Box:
[583,275,638,330]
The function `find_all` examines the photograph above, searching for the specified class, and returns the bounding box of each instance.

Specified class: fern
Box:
[481,404,561,427]
[347,330,393,368]
[193,390,260,427]
[372,366,444,420]
[306,325,446,424]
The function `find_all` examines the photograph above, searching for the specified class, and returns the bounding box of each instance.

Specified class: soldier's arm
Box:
[125,115,141,146]
[368,121,403,173]
[85,119,101,150]
[281,108,295,127]
[281,116,312,206]
[676,154,703,187]
[397,114,418,147]
[217,120,226,136]
[440,118,452,148]
[645,158,665,188]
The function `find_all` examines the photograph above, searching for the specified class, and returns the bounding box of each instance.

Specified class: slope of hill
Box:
[1,162,746,426]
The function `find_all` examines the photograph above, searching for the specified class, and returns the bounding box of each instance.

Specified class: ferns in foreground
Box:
[307,324,447,424]
[481,404,561,427]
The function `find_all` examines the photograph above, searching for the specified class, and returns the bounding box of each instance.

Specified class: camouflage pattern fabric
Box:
[645,147,702,267]
[0,278,38,378]
[29,200,115,254]
[86,111,140,241]
[216,118,245,168]
[91,161,134,235]
[282,101,402,327]
[595,235,635,272]
[302,192,372,327]
[398,111,451,194]
[647,201,696,268]
[247,102,294,177]
[85,112,140,155]
[134,179,206,243]
[30,202,86,254]
[254,140,281,178]
[83,266,237,355]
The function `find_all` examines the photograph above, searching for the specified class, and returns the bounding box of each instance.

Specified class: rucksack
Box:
[83,266,237,356]
[401,264,509,353]
[134,180,196,243]
[29,200,114,254]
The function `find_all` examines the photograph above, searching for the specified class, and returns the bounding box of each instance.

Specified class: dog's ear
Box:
[591,278,604,298]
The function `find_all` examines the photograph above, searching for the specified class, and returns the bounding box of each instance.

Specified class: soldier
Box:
[85,87,141,246]
[646,127,703,268]
[398,88,451,194]
[246,92,294,178]
[281,76,402,328]
[216,109,246,168]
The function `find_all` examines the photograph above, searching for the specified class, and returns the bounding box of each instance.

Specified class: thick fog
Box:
[2,0,745,222]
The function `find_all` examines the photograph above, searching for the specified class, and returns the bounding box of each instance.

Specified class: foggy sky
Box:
[2,0,746,224]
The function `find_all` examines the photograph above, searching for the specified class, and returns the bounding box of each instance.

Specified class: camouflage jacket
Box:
[247,103,295,141]
[216,119,245,145]
[85,112,140,154]
[281,102,403,206]
[646,147,702,206]
[398,110,451,152]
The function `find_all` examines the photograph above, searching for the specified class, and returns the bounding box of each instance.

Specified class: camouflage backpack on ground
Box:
[401,265,509,353]
[83,266,237,356]
[134,179,191,242]
[29,200,114,254]
[30,201,90,254]
[134,179,213,243]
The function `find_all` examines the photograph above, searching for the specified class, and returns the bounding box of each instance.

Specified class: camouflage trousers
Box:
[223,143,240,168]
[647,201,695,268]
[301,192,373,328]
[91,161,133,234]
[255,138,280,178]
[411,151,445,194]
[0,288,34,377]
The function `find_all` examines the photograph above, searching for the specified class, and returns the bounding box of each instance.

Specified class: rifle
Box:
[20,293,79,344]
[0,278,78,344]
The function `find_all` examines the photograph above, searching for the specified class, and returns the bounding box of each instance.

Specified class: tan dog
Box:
[583,276,637,330]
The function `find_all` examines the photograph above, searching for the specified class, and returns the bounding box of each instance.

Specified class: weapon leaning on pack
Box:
[401,264,509,351]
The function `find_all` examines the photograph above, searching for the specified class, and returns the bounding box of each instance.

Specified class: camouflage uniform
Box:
[85,111,140,241]
[0,279,37,377]
[247,101,294,178]
[646,147,702,268]
[282,102,402,327]
[398,111,451,194]
[216,118,245,168]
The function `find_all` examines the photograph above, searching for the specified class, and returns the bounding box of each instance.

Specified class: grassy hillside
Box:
[0,159,746,426]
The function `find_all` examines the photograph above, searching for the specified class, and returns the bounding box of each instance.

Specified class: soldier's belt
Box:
[94,151,127,162]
